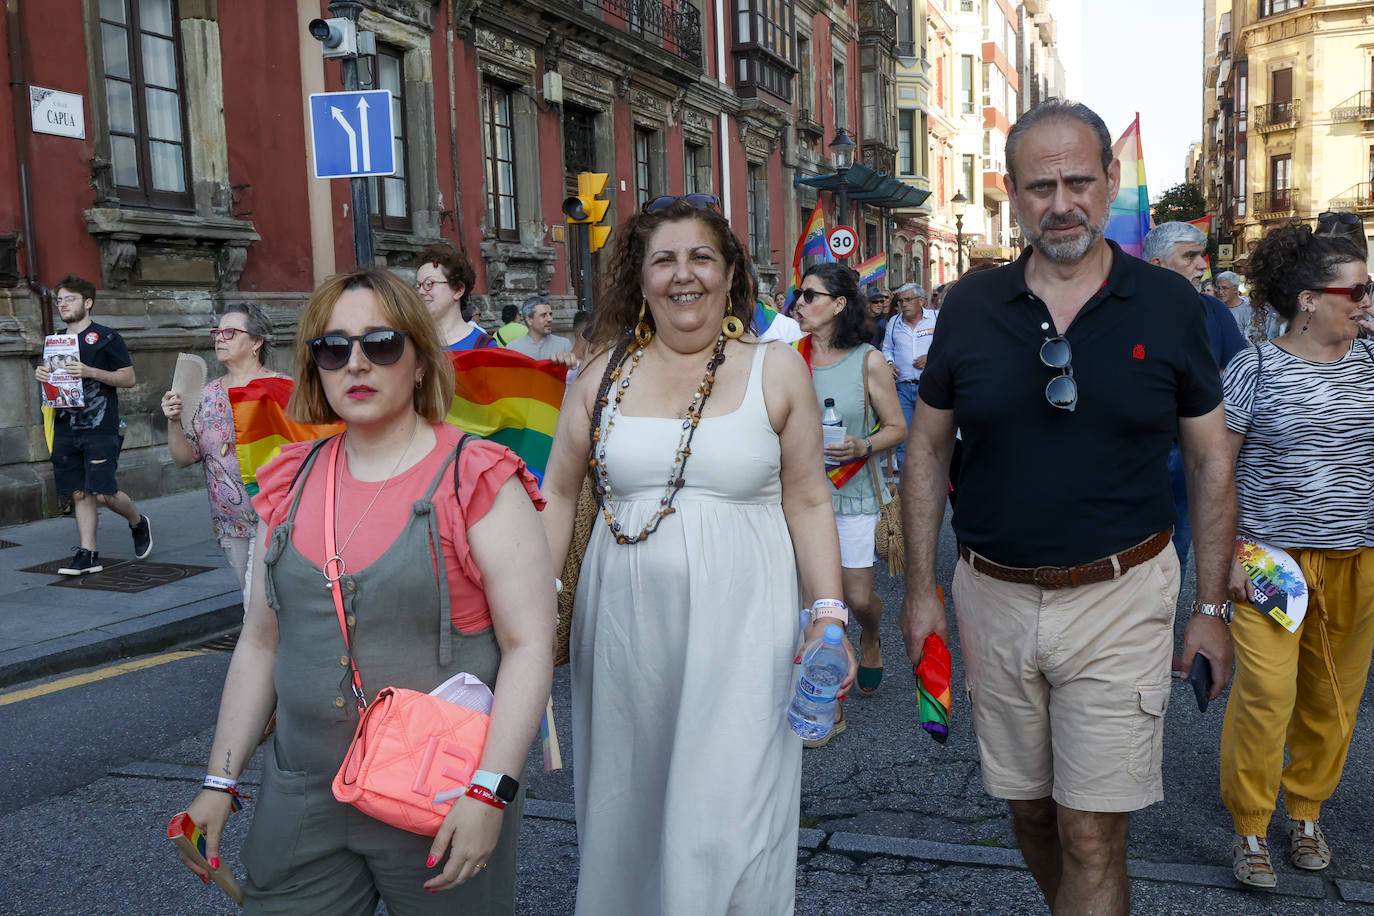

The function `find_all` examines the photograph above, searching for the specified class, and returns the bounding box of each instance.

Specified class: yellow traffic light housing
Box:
[562,172,611,252]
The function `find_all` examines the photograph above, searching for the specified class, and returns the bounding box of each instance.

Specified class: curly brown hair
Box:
[417,244,477,319]
[587,200,756,349]
[1244,222,1364,324]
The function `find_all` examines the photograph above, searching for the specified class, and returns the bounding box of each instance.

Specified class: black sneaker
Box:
[131,515,153,559]
[58,548,102,576]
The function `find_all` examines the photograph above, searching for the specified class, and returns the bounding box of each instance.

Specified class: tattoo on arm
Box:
[223,750,232,777]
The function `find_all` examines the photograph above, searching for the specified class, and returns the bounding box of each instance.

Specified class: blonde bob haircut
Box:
[287,268,456,425]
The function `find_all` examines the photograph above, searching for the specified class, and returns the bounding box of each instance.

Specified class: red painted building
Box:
[0,0,916,522]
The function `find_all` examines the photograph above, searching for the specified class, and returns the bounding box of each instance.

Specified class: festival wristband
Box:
[810,599,849,626]
[203,774,238,791]
[465,783,507,810]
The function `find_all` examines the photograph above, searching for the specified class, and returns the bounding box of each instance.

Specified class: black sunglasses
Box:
[1317,211,1361,227]
[307,329,409,371]
[797,288,837,305]
[642,194,722,214]
[1314,282,1373,303]
[1040,336,1077,412]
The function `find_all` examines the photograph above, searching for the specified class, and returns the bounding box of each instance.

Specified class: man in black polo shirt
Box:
[34,275,152,575]
[899,100,1236,914]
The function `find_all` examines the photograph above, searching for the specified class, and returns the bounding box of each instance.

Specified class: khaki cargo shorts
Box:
[952,546,1180,813]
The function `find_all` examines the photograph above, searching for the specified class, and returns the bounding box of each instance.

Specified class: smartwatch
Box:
[471,769,520,805]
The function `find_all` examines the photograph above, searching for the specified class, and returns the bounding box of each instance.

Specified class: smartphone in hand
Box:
[1189,654,1214,713]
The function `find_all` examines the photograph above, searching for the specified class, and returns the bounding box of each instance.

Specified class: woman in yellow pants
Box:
[1218,222,1374,888]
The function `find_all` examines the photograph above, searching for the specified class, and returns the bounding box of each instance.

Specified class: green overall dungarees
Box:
[240,438,523,915]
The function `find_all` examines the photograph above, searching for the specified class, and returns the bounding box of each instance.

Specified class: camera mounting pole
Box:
[328,0,373,267]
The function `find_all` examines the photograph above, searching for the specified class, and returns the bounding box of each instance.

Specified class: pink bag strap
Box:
[323,437,368,711]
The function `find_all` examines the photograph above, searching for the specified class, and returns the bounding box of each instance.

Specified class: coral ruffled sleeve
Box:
[250,440,321,534]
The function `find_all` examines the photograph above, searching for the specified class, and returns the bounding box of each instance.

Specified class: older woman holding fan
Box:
[173,269,553,913]
[541,195,854,914]
[1220,224,1374,889]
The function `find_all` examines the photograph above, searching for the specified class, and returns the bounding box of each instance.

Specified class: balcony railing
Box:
[574,0,702,67]
[1253,99,1299,131]
[1252,188,1300,217]
[1329,183,1374,214]
[858,0,898,47]
[1332,90,1374,123]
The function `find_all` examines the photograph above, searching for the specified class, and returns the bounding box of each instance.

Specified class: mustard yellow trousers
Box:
[1221,546,1374,836]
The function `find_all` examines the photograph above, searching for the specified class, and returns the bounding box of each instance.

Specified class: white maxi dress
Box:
[571,343,802,915]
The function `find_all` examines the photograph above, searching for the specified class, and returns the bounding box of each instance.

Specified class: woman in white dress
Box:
[542,196,855,915]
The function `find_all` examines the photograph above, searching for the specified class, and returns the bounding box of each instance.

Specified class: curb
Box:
[0,600,243,689]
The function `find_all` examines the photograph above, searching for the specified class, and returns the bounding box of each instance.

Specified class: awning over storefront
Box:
[794,162,931,210]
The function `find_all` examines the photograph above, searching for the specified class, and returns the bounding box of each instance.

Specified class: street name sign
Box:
[30,87,85,139]
[308,90,395,179]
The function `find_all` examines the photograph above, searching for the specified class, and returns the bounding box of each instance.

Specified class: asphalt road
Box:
[2,516,1371,914]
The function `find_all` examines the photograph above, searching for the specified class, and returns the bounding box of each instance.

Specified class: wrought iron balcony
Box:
[1252,188,1299,217]
[1329,183,1374,214]
[1253,100,1299,131]
[858,0,898,47]
[1332,91,1374,123]
[572,0,702,67]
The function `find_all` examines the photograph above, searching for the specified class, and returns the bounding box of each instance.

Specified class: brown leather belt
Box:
[957,530,1173,590]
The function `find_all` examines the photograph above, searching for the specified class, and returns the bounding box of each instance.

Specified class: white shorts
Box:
[835,512,879,569]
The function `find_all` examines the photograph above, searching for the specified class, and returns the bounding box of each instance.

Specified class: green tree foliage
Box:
[1152,182,1207,225]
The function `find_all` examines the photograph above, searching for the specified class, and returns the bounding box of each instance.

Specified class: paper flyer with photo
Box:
[41,335,83,408]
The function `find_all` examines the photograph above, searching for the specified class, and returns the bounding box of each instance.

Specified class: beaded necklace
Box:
[590,332,728,545]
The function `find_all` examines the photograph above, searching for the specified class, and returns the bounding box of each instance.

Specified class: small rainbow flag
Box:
[1105,114,1151,258]
[853,252,888,288]
[445,348,569,484]
[914,630,952,744]
[230,377,343,497]
[753,297,782,336]
[785,202,833,309]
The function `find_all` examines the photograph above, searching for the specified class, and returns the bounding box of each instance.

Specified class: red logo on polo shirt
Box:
[1132,344,1146,360]
[84,331,99,345]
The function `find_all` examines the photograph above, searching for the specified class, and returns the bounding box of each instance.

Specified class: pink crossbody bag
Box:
[319,436,491,836]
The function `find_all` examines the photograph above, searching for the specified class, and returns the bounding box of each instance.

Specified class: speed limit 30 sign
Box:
[827,225,858,259]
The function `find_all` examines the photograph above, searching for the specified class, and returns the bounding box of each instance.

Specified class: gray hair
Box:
[893,282,927,300]
[1142,221,1206,264]
[1214,270,1243,288]
[222,302,273,365]
[1006,98,1113,187]
[519,296,550,320]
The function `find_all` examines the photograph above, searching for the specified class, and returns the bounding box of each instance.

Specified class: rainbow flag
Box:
[445,348,569,484]
[230,377,343,497]
[914,630,952,744]
[792,335,873,489]
[785,202,833,309]
[854,252,888,288]
[1105,114,1151,258]
[753,297,782,336]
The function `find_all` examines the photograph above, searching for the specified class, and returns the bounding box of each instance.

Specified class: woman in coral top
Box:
[173,269,554,914]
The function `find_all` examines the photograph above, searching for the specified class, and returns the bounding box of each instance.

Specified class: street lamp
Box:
[951,190,969,275]
[829,128,857,227]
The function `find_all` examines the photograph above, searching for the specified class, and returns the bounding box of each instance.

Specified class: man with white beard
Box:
[899,99,1237,916]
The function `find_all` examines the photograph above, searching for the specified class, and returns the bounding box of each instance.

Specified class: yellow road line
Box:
[0,649,206,707]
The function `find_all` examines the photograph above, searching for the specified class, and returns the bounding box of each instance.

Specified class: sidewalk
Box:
[0,490,244,687]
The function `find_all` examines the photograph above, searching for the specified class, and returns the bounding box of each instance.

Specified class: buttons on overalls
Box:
[339,655,349,667]
[333,696,346,708]
[346,614,356,626]
[345,580,356,592]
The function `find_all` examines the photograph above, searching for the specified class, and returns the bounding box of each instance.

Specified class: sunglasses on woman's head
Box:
[1314,282,1373,303]
[307,329,409,371]
[642,194,723,214]
[1317,211,1361,228]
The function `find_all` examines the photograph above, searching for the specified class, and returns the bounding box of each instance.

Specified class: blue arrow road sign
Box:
[308,90,395,179]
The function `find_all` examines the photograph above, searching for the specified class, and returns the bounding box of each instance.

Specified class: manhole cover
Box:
[0,539,18,549]
[22,559,215,593]
[200,633,240,652]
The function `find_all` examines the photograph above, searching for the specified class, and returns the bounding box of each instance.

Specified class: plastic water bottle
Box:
[821,398,844,467]
[788,624,846,740]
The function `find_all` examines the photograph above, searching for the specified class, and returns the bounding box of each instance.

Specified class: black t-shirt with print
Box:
[919,241,1223,567]
[54,321,131,436]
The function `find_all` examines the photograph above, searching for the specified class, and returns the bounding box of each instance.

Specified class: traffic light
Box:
[562,172,612,252]
[308,17,357,59]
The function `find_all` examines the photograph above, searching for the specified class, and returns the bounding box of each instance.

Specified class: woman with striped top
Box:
[1219,223,1374,889]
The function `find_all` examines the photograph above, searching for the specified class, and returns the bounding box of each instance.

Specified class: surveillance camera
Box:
[308,18,332,41]
[307,17,357,59]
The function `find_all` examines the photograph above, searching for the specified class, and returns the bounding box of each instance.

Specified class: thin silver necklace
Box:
[333,418,419,559]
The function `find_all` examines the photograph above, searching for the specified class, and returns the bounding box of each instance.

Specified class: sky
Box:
[1051,0,1203,195]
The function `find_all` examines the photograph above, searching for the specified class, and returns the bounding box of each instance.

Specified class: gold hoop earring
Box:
[722,315,745,339]
[635,298,653,347]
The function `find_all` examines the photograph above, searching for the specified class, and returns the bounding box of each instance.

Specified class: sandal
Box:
[857,634,883,695]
